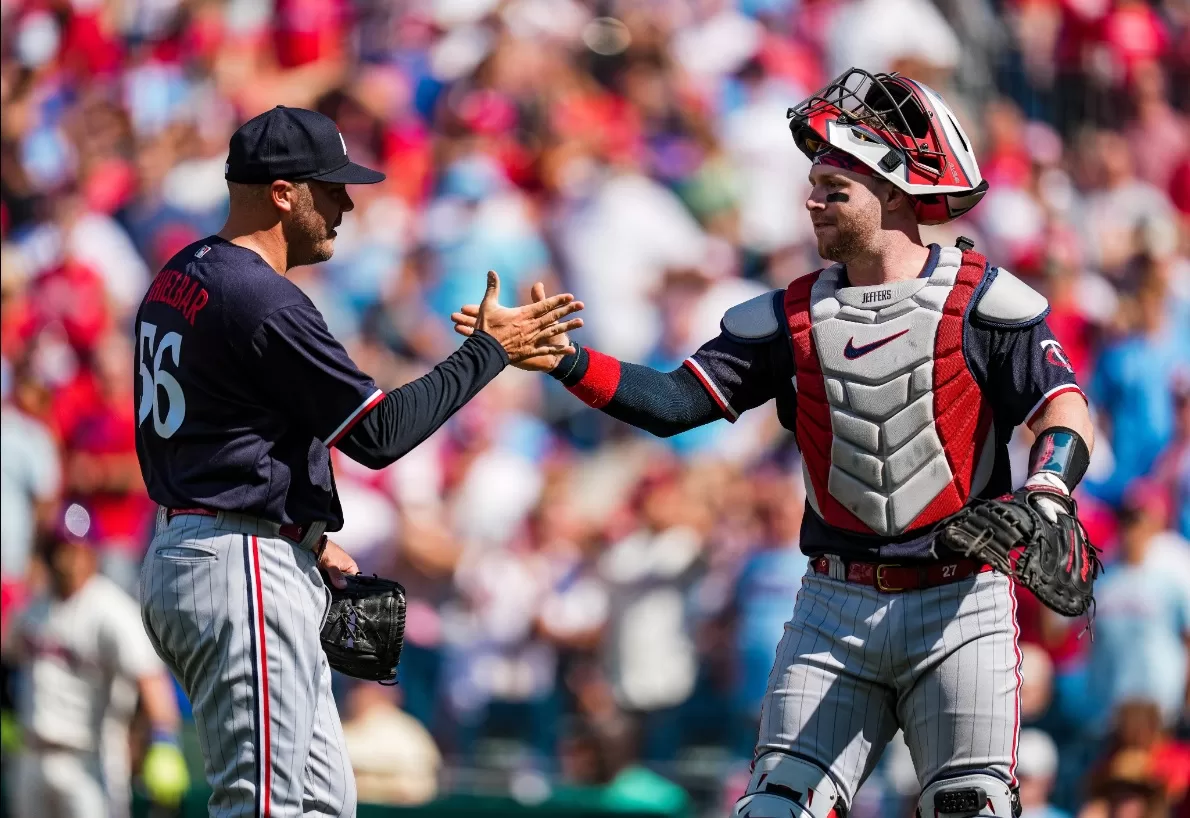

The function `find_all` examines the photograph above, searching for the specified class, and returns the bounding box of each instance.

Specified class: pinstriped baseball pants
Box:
[139,511,356,818]
[755,568,1022,810]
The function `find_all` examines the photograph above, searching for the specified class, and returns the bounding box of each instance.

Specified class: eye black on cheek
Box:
[826,191,850,203]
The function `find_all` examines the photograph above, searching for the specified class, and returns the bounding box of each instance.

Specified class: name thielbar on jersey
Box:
[145,269,209,325]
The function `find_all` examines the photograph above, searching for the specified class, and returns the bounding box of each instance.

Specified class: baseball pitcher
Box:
[133,106,582,818]
[455,69,1099,818]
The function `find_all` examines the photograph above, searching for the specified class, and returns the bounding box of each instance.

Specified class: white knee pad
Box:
[733,752,843,818]
[917,774,1020,818]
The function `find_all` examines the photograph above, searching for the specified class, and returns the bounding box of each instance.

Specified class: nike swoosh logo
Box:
[843,328,910,359]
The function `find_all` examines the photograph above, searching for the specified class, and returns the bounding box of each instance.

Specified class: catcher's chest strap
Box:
[812,556,993,593]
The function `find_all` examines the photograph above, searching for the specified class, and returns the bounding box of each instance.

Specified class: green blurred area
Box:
[130,791,689,818]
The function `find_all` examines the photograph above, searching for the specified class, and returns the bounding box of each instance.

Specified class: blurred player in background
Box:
[8,503,188,818]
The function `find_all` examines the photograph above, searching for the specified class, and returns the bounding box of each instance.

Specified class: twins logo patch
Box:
[1041,339,1073,373]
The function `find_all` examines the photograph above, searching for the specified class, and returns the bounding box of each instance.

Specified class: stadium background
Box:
[1,0,1188,816]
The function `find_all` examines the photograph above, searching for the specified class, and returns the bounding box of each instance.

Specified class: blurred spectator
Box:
[1019,728,1073,818]
[1088,481,1190,733]
[554,712,691,815]
[1124,63,1189,194]
[1074,130,1178,280]
[7,504,185,818]
[1,363,60,625]
[1079,701,1190,818]
[727,473,807,751]
[1021,643,1057,725]
[1089,258,1190,504]
[551,152,709,360]
[56,330,154,595]
[599,463,709,761]
[423,154,550,328]
[1151,376,1190,540]
[341,683,442,806]
[825,0,961,79]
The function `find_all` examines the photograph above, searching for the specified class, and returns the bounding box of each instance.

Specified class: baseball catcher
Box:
[455,68,1098,818]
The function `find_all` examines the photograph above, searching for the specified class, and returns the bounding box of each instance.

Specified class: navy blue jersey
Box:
[688,265,1084,561]
[133,238,383,529]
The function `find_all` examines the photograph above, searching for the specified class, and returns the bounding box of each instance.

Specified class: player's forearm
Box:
[1029,391,1095,453]
[548,346,721,437]
[1025,391,1095,494]
[338,331,508,468]
[138,672,181,736]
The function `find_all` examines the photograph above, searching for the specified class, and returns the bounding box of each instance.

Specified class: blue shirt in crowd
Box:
[1087,540,1190,731]
[732,546,808,715]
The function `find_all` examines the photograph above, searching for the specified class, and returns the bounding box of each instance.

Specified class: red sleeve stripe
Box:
[324,388,385,447]
[683,358,738,421]
[1025,384,1086,427]
[567,348,621,409]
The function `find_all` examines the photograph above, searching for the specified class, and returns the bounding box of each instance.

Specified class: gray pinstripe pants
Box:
[756,568,1022,809]
[139,511,357,818]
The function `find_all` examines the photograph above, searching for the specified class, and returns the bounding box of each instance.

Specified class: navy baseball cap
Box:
[225,106,385,185]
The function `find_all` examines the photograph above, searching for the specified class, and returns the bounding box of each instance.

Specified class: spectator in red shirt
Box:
[58,330,153,595]
[1124,62,1189,192]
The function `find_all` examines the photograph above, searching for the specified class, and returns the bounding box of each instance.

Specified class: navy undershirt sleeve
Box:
[337,332,508,468]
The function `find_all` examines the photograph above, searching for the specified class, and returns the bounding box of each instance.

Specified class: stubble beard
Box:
[284,202,336,267]
[817,226,863,263]
[816,212,877,263]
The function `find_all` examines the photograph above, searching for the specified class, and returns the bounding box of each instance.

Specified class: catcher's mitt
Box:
[320,573,406,684]
[938,487,1101,618]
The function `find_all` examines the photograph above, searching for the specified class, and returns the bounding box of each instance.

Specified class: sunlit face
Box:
[804,164,887,262]
[281,180,354,267]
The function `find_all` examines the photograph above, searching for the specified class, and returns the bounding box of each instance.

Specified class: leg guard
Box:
[917,774,1021,818]
[733,752,845,818]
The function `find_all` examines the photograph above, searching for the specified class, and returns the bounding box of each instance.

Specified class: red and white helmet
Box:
[787,68,988,225]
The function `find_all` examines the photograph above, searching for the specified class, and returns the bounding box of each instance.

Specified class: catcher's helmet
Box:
[788,68,988,225]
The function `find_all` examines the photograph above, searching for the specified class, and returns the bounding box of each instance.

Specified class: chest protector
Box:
[785,245,995,536]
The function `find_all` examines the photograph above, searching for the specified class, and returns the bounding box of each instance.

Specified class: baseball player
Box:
[133,105,582,818]
[10,503,187,818]
[454,70,1099,817]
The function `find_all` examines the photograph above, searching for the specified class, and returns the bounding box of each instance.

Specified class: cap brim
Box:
[310,161,386,184]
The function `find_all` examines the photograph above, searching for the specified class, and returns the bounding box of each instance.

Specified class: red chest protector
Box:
[784,246,996,537]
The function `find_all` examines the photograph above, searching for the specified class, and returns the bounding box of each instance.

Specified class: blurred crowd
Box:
[2,0,1189,815]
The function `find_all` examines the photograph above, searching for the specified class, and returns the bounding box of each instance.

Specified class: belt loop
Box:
[154,506,169,536]
[826,554,846,581]
[299,522,327,553]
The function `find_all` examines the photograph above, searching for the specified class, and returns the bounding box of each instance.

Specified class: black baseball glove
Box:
[320,573,406,684]
[938,487,1101,618]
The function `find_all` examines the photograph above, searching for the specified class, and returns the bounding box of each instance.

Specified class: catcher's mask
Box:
[788,68,989,225]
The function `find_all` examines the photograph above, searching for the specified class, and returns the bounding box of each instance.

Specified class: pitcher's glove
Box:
[320,573,406,684]
[939,487,1101,618]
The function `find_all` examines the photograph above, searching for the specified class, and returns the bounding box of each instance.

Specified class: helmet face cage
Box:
[787,68,987,224]
[790,68,947,182]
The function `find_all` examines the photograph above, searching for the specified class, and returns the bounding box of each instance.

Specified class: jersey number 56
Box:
[137,321,186,438]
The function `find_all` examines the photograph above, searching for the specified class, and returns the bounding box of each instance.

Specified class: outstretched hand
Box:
[454,274,582,371]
